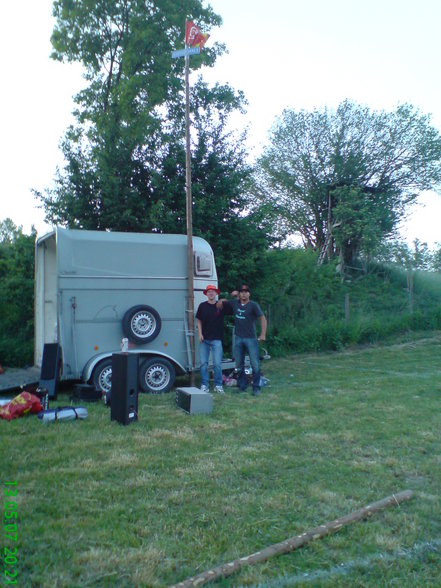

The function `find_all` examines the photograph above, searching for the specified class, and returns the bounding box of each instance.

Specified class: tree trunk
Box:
[345,292,350,325]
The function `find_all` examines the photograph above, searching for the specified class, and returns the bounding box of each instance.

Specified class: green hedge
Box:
[0,231,35,367]
[2,235,441,367]
[256,249,441,356]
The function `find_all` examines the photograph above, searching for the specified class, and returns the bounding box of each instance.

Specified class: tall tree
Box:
[254,101,441,267]
[37,0,223,230]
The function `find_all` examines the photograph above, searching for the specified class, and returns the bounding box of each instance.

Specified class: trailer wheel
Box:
[91,359,113,394]
[139,357,175,394]
[122,305,161,344]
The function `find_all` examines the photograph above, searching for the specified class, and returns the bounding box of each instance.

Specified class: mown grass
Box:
[2,335,441,587]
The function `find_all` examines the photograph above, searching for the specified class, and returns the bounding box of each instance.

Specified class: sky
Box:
[2,0,441,246]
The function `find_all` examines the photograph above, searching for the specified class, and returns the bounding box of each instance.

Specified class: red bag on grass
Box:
[0,392,42,421]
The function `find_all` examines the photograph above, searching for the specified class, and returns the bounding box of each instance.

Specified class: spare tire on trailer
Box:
[139,357,175,394]
[122,305,161,344]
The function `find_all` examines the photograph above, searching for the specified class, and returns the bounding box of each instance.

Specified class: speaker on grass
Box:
[40,343,61,399]
[110,353,139,425]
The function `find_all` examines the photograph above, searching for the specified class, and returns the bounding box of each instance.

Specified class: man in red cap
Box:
[196,285,232,393]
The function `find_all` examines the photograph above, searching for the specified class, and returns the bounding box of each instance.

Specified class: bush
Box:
[261,249,441,356]
[0,226,36,367]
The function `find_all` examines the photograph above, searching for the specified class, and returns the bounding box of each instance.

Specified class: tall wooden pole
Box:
[185,53,195,385]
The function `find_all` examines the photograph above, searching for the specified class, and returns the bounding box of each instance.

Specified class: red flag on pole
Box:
[185,20,209,49]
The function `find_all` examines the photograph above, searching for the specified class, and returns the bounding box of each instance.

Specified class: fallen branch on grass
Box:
[170,489,414,588]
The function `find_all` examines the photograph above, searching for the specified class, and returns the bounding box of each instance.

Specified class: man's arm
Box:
[258,315,267,342]
[196,318,203,343]
[216,297,236,309]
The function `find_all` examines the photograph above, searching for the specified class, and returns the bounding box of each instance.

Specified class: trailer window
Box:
[194,252,212,276]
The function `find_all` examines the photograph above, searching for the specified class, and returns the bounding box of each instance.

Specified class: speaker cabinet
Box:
[40,343,61,399]
[175,387,213,415]
[72,384,102,403]
[111,353,139,425]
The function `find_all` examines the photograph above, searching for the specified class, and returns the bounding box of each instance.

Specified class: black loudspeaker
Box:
[40,343,61,399]
[111,353,139,425]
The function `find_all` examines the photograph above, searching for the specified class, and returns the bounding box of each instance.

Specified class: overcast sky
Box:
[2,0,441,246]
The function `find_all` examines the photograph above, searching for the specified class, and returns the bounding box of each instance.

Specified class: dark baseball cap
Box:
[239,284,250,292]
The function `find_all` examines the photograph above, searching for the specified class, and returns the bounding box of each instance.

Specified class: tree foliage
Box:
[431,243,441,272]
[254,101,441,267]
[0,220,36,366]
[35,1,267,288]
[50,0,222,116]
[39,0,222,230]
[0,218,23,244]
[377,238,439,272]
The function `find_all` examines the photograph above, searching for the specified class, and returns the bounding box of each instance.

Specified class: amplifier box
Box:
[175,387,213,415]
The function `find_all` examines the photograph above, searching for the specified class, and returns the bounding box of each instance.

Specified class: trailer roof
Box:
[37,228,213,278]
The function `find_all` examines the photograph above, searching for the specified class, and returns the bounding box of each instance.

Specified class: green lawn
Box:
[2,335,441,587]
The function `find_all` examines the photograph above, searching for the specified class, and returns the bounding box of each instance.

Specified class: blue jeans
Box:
[234,336,261,392]
[199,339,223,387]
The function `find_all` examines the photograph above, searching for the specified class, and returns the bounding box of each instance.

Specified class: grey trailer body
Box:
[35,228,217,393]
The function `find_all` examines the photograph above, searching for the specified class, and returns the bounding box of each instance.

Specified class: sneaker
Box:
[214,386,225,394]
[200,384,209,392]
[252,388,261,396]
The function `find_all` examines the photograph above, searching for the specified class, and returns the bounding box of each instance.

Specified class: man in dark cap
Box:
[220,284,267,396]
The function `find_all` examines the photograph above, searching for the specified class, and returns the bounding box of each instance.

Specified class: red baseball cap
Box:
[203,284,220,295]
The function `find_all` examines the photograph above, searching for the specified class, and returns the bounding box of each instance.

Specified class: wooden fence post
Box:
[345,292,350,325]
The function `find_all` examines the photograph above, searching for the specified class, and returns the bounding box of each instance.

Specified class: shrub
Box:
[262,250,441,356]
[0,227,35,367]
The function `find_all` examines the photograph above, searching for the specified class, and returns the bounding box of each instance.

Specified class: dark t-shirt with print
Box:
[196,301,232,341]
[228,299,263,339]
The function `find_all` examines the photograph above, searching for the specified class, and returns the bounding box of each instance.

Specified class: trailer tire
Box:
[91,359,113,395]
[139,357,175,394]
[122,305,161,344]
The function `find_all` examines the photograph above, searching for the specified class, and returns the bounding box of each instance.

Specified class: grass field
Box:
[2,334,441,587]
